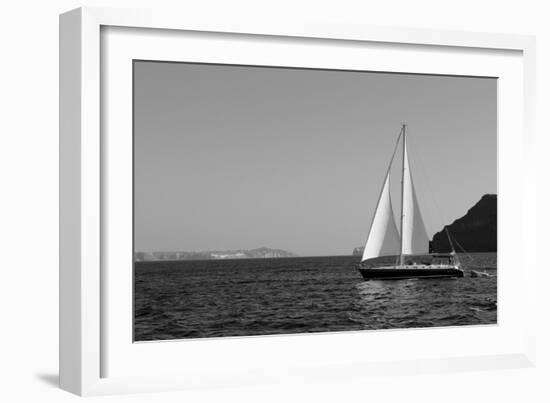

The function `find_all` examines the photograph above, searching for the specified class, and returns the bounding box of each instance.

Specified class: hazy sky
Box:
[134,61,496,256]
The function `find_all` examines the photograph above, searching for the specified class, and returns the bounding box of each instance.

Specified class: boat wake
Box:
[470,270,495,278]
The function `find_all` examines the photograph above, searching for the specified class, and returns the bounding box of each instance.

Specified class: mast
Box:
[399,124,406,266]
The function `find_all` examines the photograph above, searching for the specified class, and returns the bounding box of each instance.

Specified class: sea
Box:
[134,252,497,341]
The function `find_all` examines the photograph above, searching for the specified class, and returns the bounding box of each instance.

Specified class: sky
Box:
[133,61,496,256]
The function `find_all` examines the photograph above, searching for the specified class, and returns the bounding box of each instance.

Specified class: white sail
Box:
[361,172,400,262]
[401,136,429,256]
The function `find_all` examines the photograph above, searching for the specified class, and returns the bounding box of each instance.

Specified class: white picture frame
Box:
[59,6,537,396]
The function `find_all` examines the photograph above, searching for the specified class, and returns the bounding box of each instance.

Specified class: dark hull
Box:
[359,267,464,281]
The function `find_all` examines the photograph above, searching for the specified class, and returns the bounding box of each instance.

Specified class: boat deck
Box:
[358,265,464,280]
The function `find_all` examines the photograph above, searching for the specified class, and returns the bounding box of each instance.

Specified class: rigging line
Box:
[407,130,460,253]
[387,127,404,170]
[445,227,455,252]
[361,126,403,262]
[449,232,474,261]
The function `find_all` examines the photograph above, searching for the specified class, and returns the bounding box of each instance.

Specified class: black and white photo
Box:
[133,61,497,341]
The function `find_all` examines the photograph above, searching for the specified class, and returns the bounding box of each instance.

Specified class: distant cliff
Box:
[431,194,497,253]
[135,247,298,262]
[352,246,364,257]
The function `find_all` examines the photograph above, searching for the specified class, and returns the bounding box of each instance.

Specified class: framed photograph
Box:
[60,7,536,396]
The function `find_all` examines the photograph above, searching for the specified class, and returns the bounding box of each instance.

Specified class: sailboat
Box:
[358,124,464,280]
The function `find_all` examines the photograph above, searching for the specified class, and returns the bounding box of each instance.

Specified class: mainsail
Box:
[400,135,429,257]
[361,173,400,261]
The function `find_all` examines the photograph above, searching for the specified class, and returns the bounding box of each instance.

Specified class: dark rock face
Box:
[431,194,497,253]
